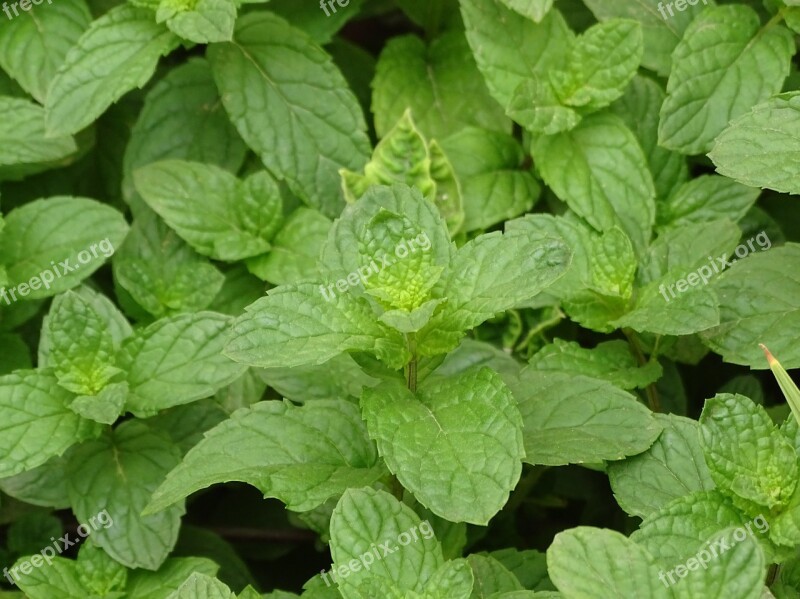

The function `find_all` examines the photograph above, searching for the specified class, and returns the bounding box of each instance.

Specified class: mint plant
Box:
[0,0,800,597]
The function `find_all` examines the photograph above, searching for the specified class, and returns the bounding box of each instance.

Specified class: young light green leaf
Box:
[701,244,800,369]
[112,210,225,318]
[439,128,541,232]
[0,0,91,103]
[700,393,797,510]
[157,0,236,44]
[0,196,128,299]
[0,370,102,478]
[511,371,662,465]
[762,345,800,429]
[547,527,670,599]
[467,554,523,597]
[709,92,800,195]
[329,487,445,598]
[527,339,661,390]
[67,420,184,570]
[134,161,282,261]
[372,31,509,140]
[658,5,793,155]
[506,76,582,135]
[361,367,524,525]
[125,557,220,599]
[41,291,120,396]
[70,382,128,425]
[145,400,385,515]
[416,234,571,356]
[118,311,247,416]
[550,19,643,111]
[532,113,656,254]
[45,5,180,137]
[460,0,572,107]
[208,12,370,218]
[225,283,409,370]
[608,413,716,519]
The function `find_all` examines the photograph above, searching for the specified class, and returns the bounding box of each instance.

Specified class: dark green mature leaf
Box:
[658,4,793,154]
[46,5,180,136]
[710,92,800,195]
[511,371,662,465]
[0,0,91,103]
[208,12,370,218]
[0,370,102,478]
[372,31,509,140]
[67,421,184,570]
[118,311,246,416]
[146,400,386,514]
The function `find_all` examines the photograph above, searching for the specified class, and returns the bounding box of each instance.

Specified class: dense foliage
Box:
[0,0,800,597]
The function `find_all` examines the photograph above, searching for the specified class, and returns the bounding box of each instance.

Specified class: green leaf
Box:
[67,420,184,570]
[582,0,711,76]
[0,97,78,179]
[164,572,235,598]
[0,332,31,375]
[329,487,445,598]
[656,175,760,231]
[608,413,716,518]
[0,455,70,509]
[467,554,523,597]
[41,290,120,395]
[506,76,582,136]
[70,382,128,425]
[122,58,247,207]
[497,0,552,22]
[631,490,750,566]
[246,208,331,285]
[460,0,572,108]
[612,284,720,337]
[45,5,180,137]
[709,92,800,195]
[439,128,541,232]
[225,283,409,370]
[362,367,524,525]
[547,527,671,599]
[0,0,92,103]
[511,371,662,465]
[264,0,367,45]
[0,196,128,300]
[700,393,797,510]
[125,557,220,598]
[208,12,370,218]
[0,370,102,478]
[532,113,655,254]
[146,400,385,514]
[549,19,643,111]
[118,311,247,416]
[701,243,800,369]
[762,345,800,429]
[157,0,236,44]
[416,233,571,356]
[112,210,225,318]
[527,339,661,390]
[372,31,508,140]
[610,75,688,202]
[658,5,794,154]
[134,160,282,261]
